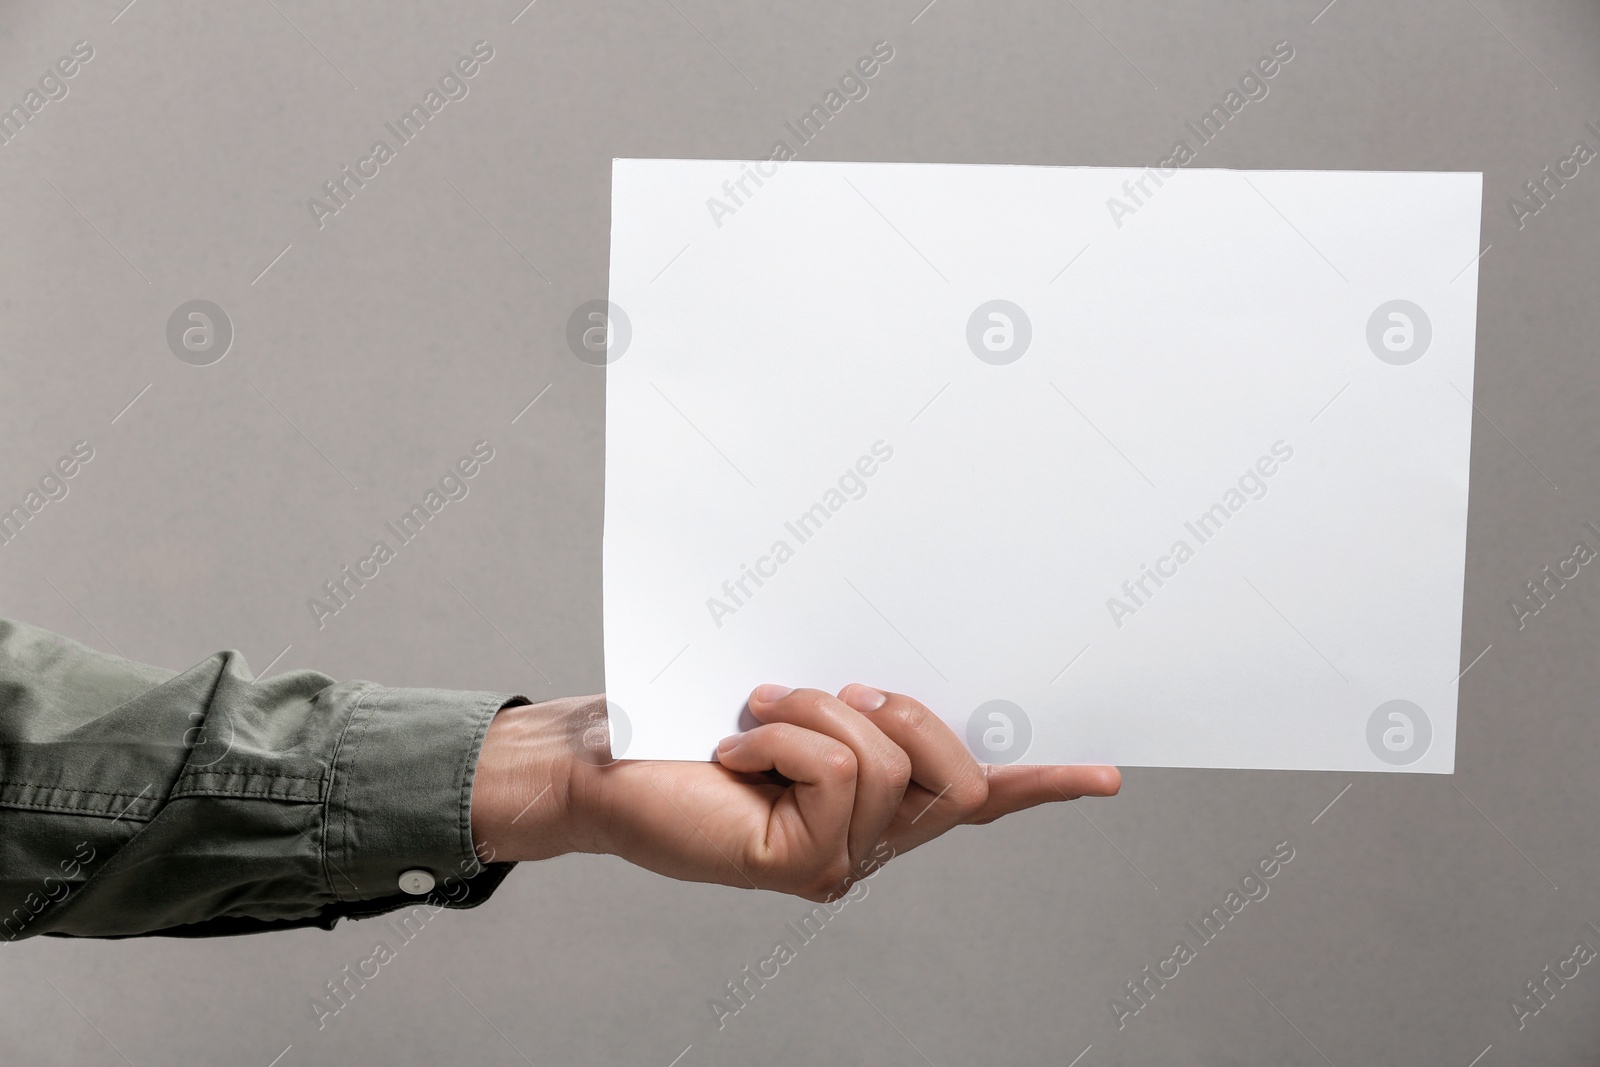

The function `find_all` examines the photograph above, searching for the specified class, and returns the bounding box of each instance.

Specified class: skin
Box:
[470,684,1121,902]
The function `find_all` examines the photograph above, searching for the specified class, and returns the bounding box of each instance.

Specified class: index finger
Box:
[967,764,1122,824]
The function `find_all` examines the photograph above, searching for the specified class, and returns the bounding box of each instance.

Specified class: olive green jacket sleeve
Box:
[0,618,520,941]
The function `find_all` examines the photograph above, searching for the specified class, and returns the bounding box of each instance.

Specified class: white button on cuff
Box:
[398,869,436,895]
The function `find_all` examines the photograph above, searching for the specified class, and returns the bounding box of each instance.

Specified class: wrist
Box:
[470,697,588,863]
[560,697,618,857]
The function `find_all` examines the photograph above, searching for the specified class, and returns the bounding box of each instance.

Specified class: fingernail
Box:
[716,733,744,754]
[842,685,887,713]
[751,684,793,704]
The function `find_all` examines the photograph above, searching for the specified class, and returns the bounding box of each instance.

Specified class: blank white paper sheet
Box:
[602,158,1481,772]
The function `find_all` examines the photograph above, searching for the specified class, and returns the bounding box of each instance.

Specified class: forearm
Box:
[0,619,517,940]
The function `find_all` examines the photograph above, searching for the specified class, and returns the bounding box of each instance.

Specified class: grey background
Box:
[2,0,1597,1063]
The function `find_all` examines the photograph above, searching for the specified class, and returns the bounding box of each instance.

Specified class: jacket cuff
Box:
[324,684,520,904]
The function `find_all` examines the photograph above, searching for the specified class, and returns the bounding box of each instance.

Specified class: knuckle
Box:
[949,773,990,817]
[887,701,932,738]
[819,743,856,781]
[882,750,913,791]
[746,845,785,880]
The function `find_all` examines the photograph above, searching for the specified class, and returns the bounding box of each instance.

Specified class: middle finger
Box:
[747,684,912,870]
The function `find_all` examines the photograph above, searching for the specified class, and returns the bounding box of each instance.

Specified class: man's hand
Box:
[470,685,1120,901]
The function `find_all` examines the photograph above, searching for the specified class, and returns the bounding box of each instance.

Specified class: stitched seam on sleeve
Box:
[456,694,500,874]
[181,773,329,782]
[0,798,154,822]
[322,682,379,904]
[168,786,322,802]
[0,782,160,799]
